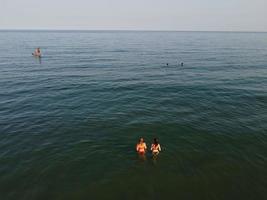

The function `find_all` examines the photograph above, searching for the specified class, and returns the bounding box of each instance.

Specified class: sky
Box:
[0,0,266,31]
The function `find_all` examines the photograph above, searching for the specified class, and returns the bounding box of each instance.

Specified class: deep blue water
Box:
[0,31,267,200]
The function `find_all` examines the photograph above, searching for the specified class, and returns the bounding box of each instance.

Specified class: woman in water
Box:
[151,138,161,155]
[136,137,147,155]
[32,48,41,57]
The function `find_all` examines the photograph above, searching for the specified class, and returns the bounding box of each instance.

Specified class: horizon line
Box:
[0,28,267,33]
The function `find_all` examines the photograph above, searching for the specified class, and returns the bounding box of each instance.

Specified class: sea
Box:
[0,30,267,200]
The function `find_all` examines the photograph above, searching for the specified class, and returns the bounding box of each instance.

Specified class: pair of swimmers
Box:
[166,62,183,66]
[136,137,161,155]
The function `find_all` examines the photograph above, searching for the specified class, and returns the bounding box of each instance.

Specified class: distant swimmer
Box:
[181,62,184,66]
[136,137,147,155]
[151,138,161,155]
[166,63,169,66]
[32,48,41,57]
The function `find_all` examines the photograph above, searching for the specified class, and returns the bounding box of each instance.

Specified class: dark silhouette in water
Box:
[165,62,183,67]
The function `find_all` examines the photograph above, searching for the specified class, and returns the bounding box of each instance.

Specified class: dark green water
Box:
[0,31,267,200]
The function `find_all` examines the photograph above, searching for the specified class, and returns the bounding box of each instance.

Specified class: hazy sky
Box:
[0,0,266,31]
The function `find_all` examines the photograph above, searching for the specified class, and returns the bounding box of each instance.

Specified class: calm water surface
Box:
[0,31,267,200]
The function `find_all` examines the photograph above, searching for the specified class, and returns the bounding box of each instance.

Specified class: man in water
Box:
[32,48,41,57]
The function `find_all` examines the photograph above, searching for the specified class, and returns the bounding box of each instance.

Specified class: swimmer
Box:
[181,62,184,66]
[32,48,41,57]
[136,137,147,155]
[151,138,161,155]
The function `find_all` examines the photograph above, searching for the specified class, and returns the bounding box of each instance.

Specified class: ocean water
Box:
[0,31,267,200]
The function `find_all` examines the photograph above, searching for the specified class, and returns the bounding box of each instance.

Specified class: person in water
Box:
[151,138,161,155]
[136,137,147,154]
[32,48,41,57]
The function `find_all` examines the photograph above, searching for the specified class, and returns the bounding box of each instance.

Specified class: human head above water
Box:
[153,138,159,145]
[139,137,144,143]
